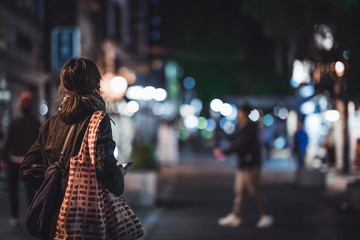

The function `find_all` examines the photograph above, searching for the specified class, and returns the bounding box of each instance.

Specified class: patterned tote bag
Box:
[55,111,144,239]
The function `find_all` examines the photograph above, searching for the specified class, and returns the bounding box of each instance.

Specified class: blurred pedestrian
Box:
[322,126,335,168]
[214,103,274,228]
[1,90,40,227]
[293,121,308,169]
[20,57,126,239]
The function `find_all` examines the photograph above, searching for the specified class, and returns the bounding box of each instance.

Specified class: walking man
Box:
[214,104,274,228]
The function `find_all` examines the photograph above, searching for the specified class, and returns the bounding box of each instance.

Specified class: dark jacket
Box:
[19,110,124,239]
[223,122,261,169]
[2,115,41,161]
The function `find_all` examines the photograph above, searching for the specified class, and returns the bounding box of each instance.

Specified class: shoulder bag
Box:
[55,111,144,240]
[26,125,75,239]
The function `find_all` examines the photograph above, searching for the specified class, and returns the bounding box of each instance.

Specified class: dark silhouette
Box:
[20,57,125,239]
[214,104,274,228]
[2,91,40,227]
[293,121,308,169]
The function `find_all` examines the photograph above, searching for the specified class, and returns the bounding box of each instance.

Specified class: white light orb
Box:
[154,88,167,101]
[180,104,196,117]
[39,101,48,116]
[126,101,139,114]
[126,86,144,100]
[292,60,312,85]
[143,86,156,100]
[299,85,315,98]
[210,99,223,112]
[300,101,316,115]
[335,61,345,77]
[324,110,340,122]
[249,109,260,122]
[184,115,199,130]
[220,103,233,116]
[278,107,289,120]
[110,76,128,94]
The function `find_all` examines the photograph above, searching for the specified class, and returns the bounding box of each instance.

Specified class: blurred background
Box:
[1,0,360,239]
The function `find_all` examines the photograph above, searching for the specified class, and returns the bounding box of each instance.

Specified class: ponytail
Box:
[58,92,106,123]
[57,57,106,123]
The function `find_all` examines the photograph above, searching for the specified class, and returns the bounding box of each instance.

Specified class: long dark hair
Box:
[58,57,106,123]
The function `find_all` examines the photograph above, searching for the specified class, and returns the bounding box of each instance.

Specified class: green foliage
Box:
[129,141,158,171]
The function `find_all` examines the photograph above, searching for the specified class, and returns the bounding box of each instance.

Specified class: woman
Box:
[20,57,125,239]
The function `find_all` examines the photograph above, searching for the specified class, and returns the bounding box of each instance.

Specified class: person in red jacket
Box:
[2,91,41,227]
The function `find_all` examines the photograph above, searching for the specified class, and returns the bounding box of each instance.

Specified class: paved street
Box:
[141,151,360,240]
[0,150,360,240]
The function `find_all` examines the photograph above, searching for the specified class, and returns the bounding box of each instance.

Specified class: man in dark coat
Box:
[214,104,274,228]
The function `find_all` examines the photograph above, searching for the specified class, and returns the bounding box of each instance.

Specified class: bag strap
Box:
[87,111,106,166]
[59,125,75,163]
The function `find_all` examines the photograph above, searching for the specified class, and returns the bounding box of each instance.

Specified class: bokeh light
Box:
[314,24,334,51]
[335,61,345,77]
[154,88,167,101]
[299,85,315,98]
[190,98,203,114]
[291,60,312,86]
[143,86,156,100]
[110,76,128,94]
[263,114,274,127]
[223,121,235,134]
[197,117,207,130]
[206,118,217,132]
[249,109,260,122]
[183,77,196,89]
[324,110,340,122]
[210,98,223,112]
[278,107,289,120]
[180,104,196,117]
[184,115,199,130]
[220,103,233,117]
[152,103,165,116]
[274,136,286,150]
[39,100,48,116]
[126,101,139,114]
[300,100,316,115]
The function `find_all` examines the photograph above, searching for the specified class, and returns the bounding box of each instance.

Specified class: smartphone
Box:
[121,162,134,169]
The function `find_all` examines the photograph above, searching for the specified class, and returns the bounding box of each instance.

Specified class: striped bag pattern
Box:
[54,111,144,239]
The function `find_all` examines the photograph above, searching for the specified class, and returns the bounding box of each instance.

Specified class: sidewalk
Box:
[0,187,37,239]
